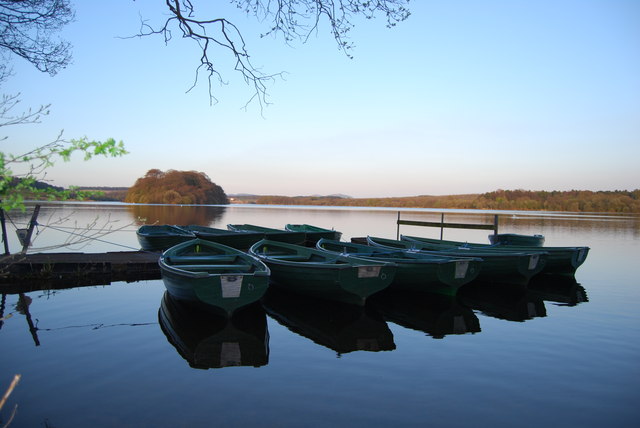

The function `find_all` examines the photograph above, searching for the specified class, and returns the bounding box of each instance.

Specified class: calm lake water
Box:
[1,202,639,427]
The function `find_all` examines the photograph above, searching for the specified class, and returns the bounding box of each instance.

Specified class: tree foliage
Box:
[125,169,229,205]
[0,136,128,211]
[0,1,128,212]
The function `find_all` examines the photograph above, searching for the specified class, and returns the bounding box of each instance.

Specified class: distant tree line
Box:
[255,190,640,213]
[124,169,229,205]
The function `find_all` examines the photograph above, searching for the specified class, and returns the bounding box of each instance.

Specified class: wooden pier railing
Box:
[396,212,499,240]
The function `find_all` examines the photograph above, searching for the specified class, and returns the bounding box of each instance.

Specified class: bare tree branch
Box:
[0,0,74,77]
[134,0,410,109]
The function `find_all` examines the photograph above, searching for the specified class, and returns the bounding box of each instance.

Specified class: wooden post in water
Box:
[20,205,40,254]
[440,213,445,240]
[0,201,9,255]
[493,214,499,235]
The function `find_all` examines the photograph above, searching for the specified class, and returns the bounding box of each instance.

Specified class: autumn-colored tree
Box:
[125,169,229,205]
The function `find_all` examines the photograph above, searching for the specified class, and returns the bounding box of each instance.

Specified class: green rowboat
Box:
[159,239,270,317]
[136,224,196,251]
[402,235,589,276]
[316,238,482,296]
[227,224,306,245]
[179,225,264,250]
[488,233,545,247]
[249,239,396,306]
[285,224,342,245]
[367,236,547,286]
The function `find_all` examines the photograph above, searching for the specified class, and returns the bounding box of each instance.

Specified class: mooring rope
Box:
[32,222,148,253]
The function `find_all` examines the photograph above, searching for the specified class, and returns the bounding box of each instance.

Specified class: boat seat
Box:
[266,254,310,261]
[170,264,254,272]
[165,255,237,264]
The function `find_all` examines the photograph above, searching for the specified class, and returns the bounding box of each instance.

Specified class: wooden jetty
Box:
[0,251,161,293]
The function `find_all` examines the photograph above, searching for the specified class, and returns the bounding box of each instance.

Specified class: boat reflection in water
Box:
[158,292,269,369]
[262,286,396,356]
[527,275,588,307]
[369,289,480,339]
[458,282,547,322]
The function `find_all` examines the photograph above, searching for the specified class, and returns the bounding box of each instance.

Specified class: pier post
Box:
[20,205,40,254]
[0,202,9,255]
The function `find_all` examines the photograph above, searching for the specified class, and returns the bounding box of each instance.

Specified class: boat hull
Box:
[316,239,481,296]
[250,240,395,306]
[402,235,589,276]
[285,224,343,245]
[136,225,195,251]
[180,225,264,250]
[228,224,306,245]
[159,239,270,317]
[368,236,547,286]
[488,233,545,247]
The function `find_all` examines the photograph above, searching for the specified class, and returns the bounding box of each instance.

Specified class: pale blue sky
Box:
[3,0,639,197]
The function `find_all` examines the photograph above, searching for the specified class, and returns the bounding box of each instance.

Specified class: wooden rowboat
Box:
[367,236,547,287]
[179,225,264,250]
[227,224,306,245]
[136,224,195,251]
[159,239,270,317]
[285,224,342,245]
[402,235,588,276]
[316,238,482,296]
[249,239,396,306]
[488,233,545,246]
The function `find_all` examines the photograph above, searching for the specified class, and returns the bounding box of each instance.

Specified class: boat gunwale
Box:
[368,236,547,259]
[159,239,270,279]
[316,238,482,265]
[249,239,396,269]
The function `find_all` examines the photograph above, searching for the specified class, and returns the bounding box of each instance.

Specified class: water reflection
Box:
[262,286,396,356]
[458,282,547,322]
[527,275,588,306]
[158,292,269,369]
[369,290,480,339]
[129,204,226,226]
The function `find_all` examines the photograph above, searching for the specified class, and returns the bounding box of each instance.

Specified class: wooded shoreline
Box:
[234,189,640,213]
[29,187,640,213]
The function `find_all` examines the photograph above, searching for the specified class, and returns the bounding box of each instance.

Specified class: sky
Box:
[2,0,639,198]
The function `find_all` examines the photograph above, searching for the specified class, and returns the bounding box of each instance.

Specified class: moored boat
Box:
[402,235,589,276]
[367,236,547,287]
[249,239,396,306]
[285,224,342,245]
[489,233,545,247]
[316,238,482,296]
[227,224,306,245]
[159,239,270,317]
[136,224,196,251]
[179,225,264,250]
